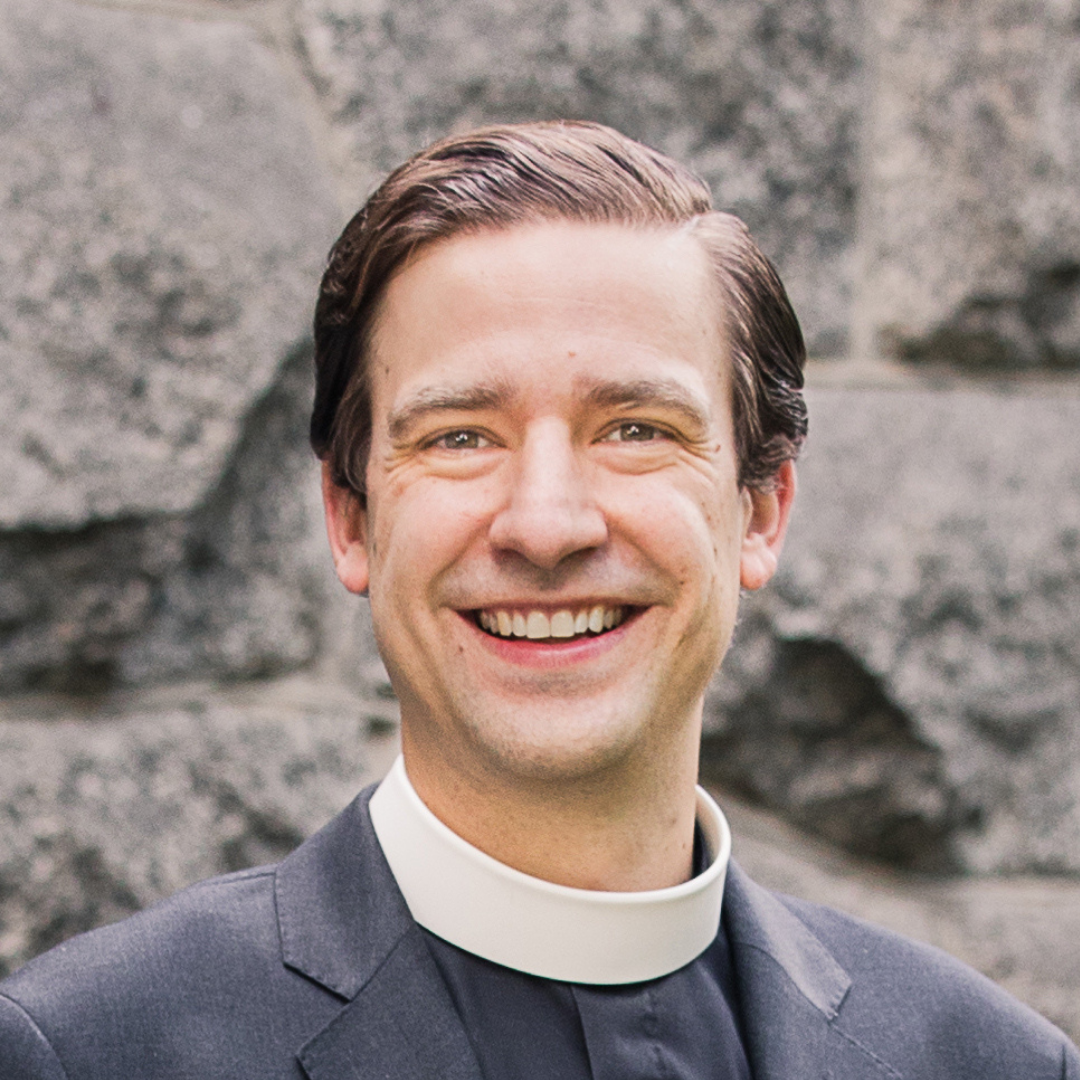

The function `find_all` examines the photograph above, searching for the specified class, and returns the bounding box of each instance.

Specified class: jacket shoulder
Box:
[1,863,279,1000]
[0,991,70,1080]
[775,887,1079,1076]
[0,864,338,1078]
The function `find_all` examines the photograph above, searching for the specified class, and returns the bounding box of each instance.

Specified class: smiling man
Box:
[2,122,1077,1079]
[326,218,782,900]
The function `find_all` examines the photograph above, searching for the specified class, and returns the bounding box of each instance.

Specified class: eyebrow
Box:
[387,380,515,442]
[386,375,713,442]
[580,377,713,432]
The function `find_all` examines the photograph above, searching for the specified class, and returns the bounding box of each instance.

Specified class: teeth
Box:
[478,605,626,640]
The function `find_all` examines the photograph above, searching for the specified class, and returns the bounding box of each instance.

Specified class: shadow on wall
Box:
[885,262,1080,372]
[702,634,979,874]
[0,343,331,697]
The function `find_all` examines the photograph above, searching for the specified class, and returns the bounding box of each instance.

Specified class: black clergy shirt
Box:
[420,831,753,1080]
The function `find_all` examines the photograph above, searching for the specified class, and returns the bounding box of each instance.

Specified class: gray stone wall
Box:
[853,0,1080,369]
[2,0,1079,1041]
[706,388,1080,875]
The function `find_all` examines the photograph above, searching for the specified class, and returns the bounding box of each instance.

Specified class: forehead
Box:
[369,221,728,414]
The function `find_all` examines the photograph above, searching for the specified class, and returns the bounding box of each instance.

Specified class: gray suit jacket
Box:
[1,785,1077,1079]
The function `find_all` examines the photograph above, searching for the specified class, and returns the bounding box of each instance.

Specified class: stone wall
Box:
[705,387,1080,875]
[853,0,1080,369]
[2,0,1079,1038]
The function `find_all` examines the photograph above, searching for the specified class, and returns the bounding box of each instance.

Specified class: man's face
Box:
[325,221,790,794]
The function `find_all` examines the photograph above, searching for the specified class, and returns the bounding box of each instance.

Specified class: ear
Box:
[321,462,371,596]
[739,460,796,592]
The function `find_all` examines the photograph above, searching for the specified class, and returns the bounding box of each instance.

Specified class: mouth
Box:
[473,604,631,643]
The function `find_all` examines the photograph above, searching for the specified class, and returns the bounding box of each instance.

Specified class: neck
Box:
[400,725,702,892]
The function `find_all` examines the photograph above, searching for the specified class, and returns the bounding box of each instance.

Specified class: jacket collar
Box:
[275,786,409,1001]
[276,787,899,1080]
[724,862,899,1080]
[276,786,484,1080]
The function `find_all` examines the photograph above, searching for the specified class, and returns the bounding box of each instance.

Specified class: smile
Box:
[475,605,628,641]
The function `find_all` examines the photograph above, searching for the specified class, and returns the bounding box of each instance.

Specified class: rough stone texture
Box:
[705,386,1080,874]
[0,678,399,979]
[0,0,350,693]
[855,0,1080,369]
[0,345,355,693]
[296,0,863,355]
[0,0,340,527]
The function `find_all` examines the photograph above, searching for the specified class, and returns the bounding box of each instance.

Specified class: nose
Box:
[488,419,608,570]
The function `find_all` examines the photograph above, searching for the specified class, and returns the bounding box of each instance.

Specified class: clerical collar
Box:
[369,755,731,985]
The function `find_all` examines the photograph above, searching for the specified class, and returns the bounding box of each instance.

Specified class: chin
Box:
[462,705,650,787]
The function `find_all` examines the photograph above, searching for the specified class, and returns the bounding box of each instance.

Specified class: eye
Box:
[601,421,668,443]
[430,429,491,451]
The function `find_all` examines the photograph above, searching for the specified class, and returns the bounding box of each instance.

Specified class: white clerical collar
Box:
[369,755,731,985]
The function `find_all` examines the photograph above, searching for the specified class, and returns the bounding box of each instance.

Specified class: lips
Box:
[475,604,628,641]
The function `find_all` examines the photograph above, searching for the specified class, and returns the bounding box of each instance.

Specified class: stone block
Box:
[0,345,355,693]
[0,0,349,692]
[296,0,864,354]
[855,0,1080,370]
[0,0,341,526]
[705,386,1080,873]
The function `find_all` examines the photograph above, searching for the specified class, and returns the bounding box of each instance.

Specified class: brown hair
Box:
[311,120,806,494]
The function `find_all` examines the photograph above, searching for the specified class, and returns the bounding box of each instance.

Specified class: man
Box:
[1,121,1076,1078]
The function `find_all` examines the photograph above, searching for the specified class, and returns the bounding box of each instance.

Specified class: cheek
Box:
[614,487,718,614]
[643,476,740,558]
[703,482,748,555]
[653,485,746,627]
[369,479,494,594]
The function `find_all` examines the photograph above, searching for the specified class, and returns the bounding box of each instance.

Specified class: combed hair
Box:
[311,120,807,494]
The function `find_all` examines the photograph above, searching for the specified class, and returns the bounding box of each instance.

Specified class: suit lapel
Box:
[274,789,483,1080]
[297,928,482,1080]
[724,863,901,1080]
